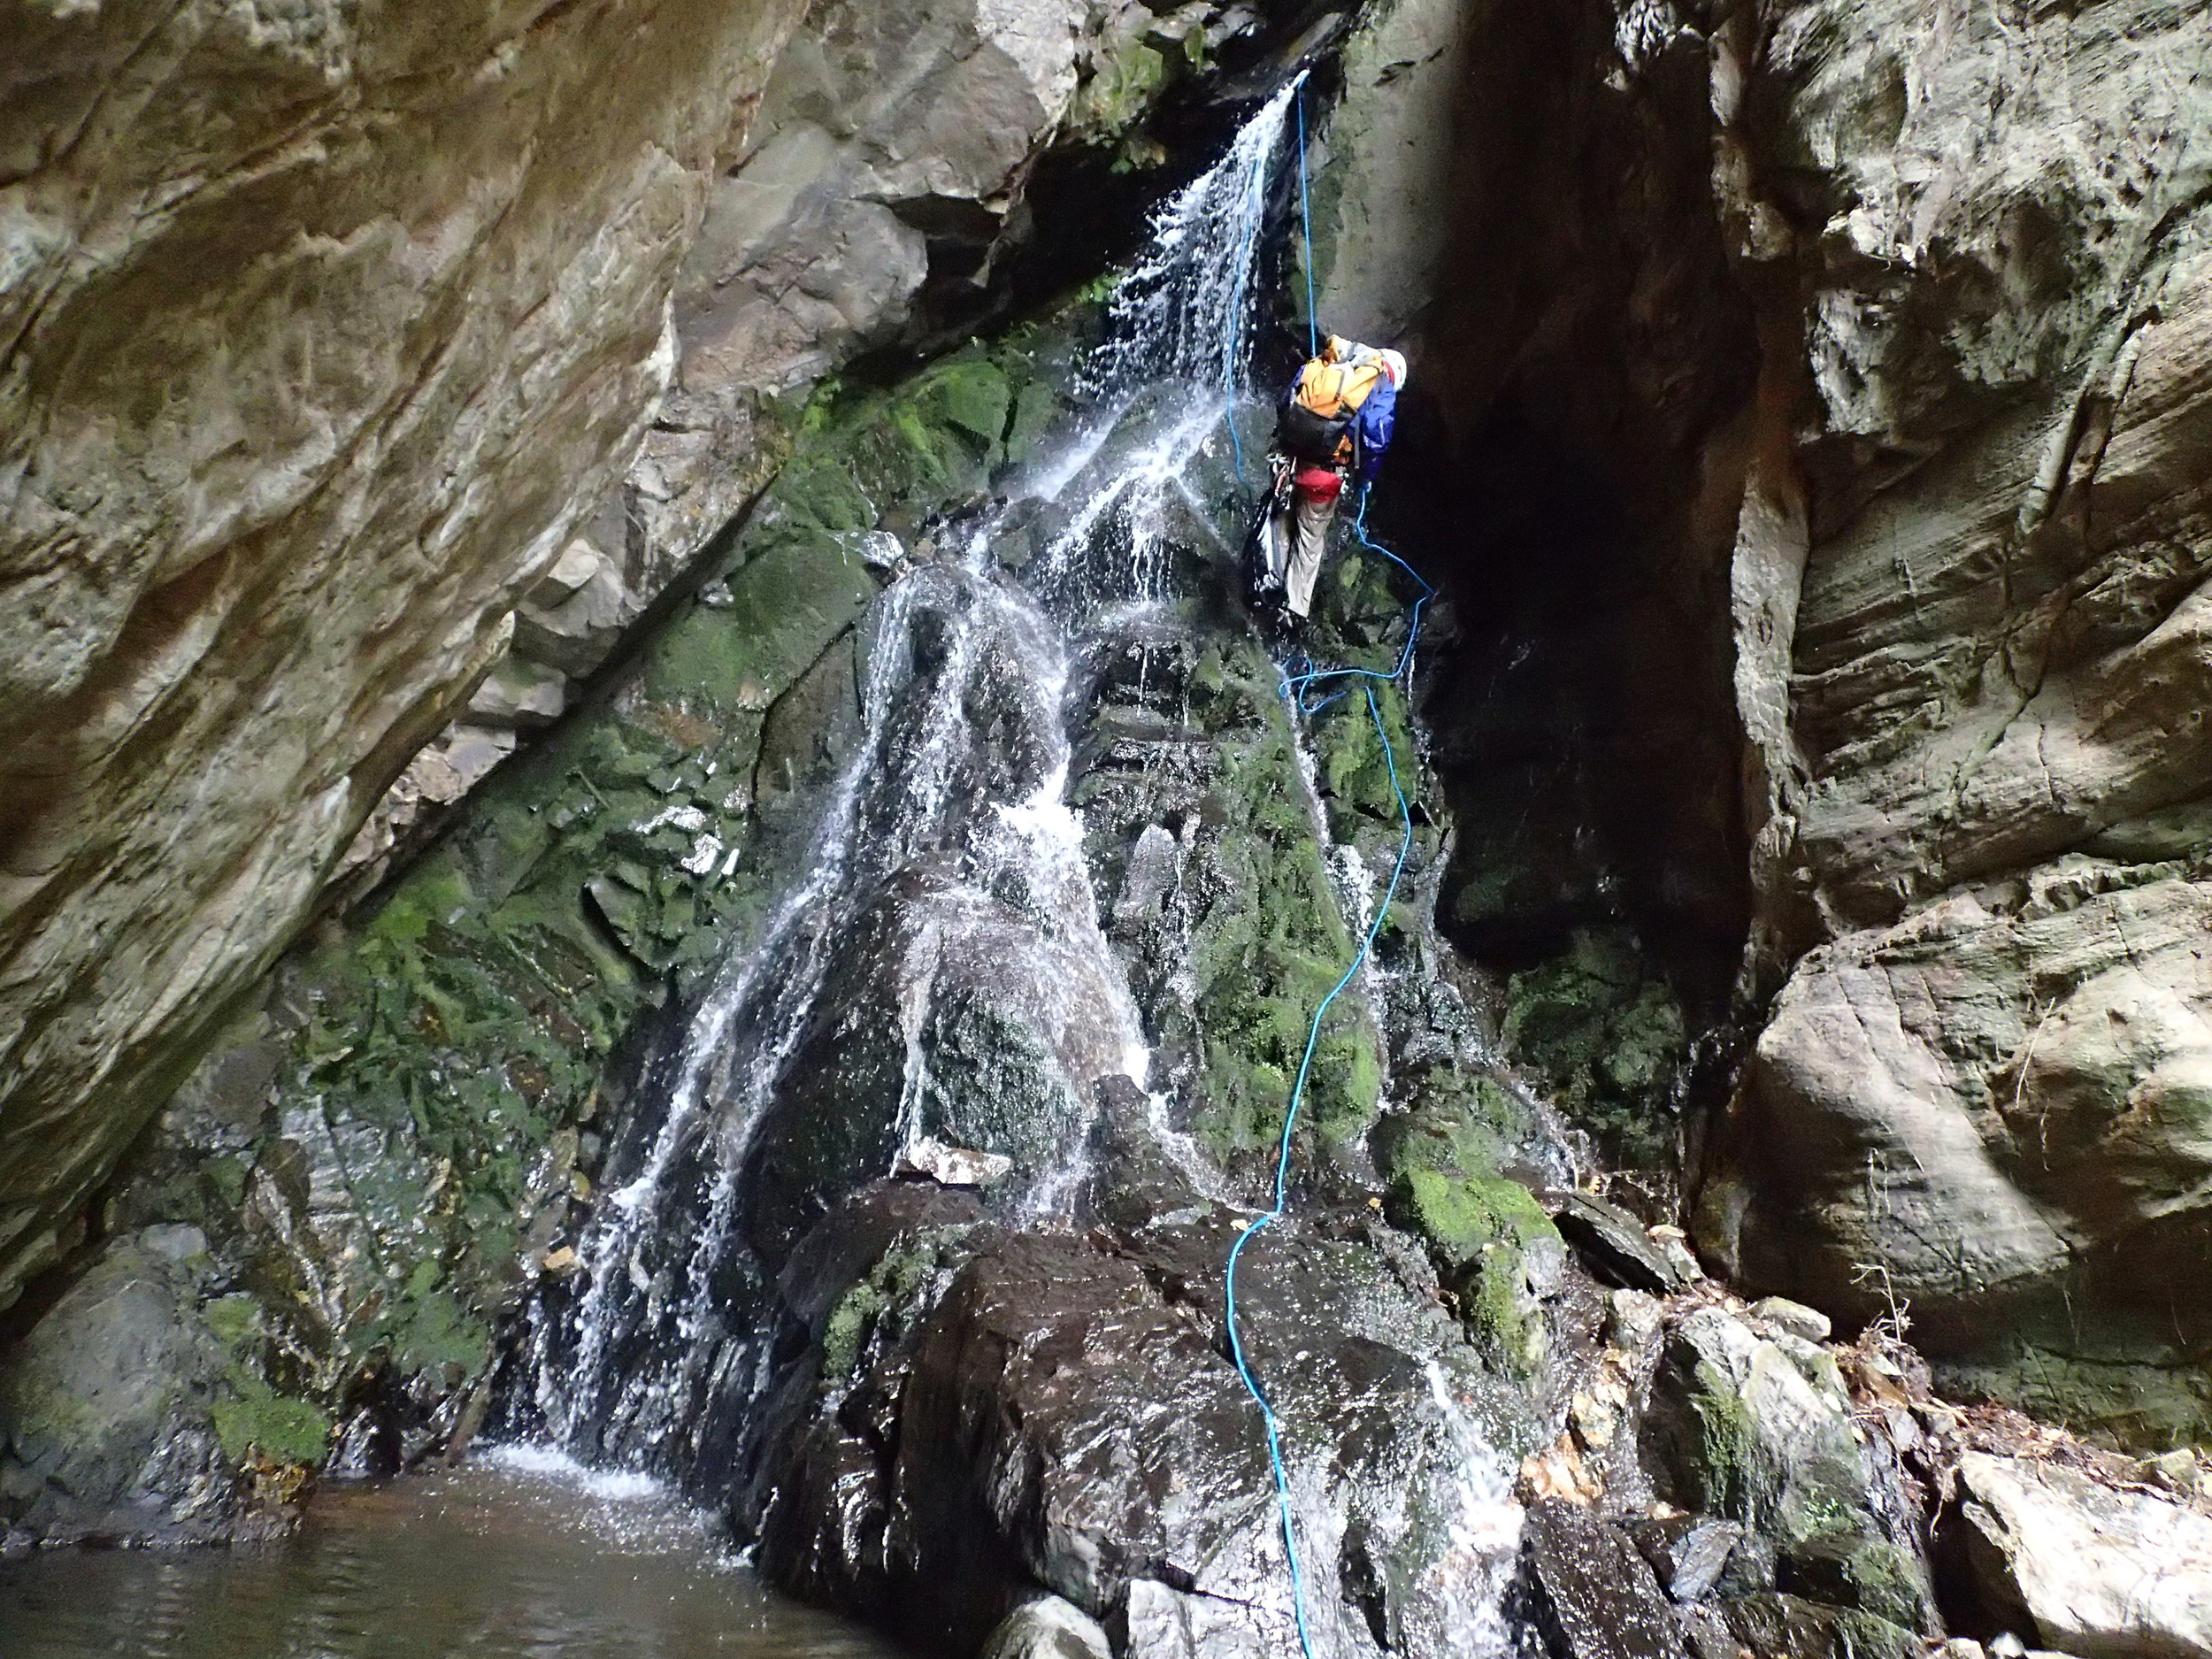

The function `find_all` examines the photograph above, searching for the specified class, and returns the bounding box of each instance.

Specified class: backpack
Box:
[1277,358,1379,466]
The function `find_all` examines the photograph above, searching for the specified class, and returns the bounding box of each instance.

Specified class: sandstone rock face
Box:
[1310,0,2212,1439]
[0,0,807,1310]
[1696,0,2212,1437]
[628,0,1261,595]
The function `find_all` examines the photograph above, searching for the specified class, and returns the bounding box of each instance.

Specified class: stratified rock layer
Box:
[0,0,806,1310]
[1310,0,2212,1437]
[1696,0,2212,1437]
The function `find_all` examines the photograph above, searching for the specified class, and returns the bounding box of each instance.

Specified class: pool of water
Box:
[0,1448,901,1659]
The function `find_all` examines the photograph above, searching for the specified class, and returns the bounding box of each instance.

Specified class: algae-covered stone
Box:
[2,320,1084,1536]
[1373,1085,1563,1374]
[1500,927,1687,1165]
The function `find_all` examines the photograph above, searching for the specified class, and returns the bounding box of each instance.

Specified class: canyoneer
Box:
[1250,334,1405,634]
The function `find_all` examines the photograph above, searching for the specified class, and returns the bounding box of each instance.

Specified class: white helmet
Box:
[1379,349,1408,388]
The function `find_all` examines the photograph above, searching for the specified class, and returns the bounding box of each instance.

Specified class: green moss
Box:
[211,1378,329,1468]
[1371,1081,1559,1379]
[1391,1169,1546,1269]
[1079,39,1169,135]
[1686,1361,1768,1522]
[202,1294,258,1348]
[365,1288,490,1379]
[821,1282,883,1381]
[1181,640,1389,1166]
[1831,1539,1932,1630]
[819,1228,971,1383]
[1500,927,1687,1164]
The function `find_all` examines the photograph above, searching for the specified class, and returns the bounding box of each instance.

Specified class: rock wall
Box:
[0,0,1278,1322]
[1310,0,2212,1440]
[1696,0,2212,1443]
[0,0,808,1312]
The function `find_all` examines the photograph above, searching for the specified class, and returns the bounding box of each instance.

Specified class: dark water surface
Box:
[0,1448,898,1659]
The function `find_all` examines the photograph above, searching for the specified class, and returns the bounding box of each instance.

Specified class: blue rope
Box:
[1223,482,1432,1659]
[1211,73,1440,1659]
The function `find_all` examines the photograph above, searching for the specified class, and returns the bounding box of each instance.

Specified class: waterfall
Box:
[532,79,1303,1485]
[523,77,1527,1659]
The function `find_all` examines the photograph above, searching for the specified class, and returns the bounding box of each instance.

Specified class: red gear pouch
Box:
[1292,465,1343,502]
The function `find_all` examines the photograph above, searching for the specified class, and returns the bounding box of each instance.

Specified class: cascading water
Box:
[525,78,1530,1659]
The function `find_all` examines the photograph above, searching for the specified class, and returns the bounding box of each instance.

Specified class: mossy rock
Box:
[1181,640,1386,1166]
[71,319,1086,1493]
[1373,1081,1561,1375]
[211,1379,329,1469]
[819,1226,974,1384]
[1501,927,1687,1165]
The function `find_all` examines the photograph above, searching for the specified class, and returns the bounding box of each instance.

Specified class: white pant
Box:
[1263,480,1339,618]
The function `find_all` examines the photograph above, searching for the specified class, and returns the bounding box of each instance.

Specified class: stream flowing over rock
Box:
[6,0,2212,1654]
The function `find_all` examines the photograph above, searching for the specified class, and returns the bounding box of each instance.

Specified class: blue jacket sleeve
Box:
[1356,379,1397,481]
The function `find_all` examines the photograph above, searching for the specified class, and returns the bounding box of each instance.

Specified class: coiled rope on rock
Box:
[1217,84,1437,1659]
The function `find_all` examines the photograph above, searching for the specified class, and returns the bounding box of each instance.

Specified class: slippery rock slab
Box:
[1520,1501,1683,1659]
[0,0,807,1311]
[757,1204,1530,1659]
[1626,1515,1744,1605]
[1710,1594,1920,1659]
[1551,1193,1684,1294]
[1955,1452,2212,1659]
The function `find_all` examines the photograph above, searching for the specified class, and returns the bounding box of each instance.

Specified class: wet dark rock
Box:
[1625,1515,1743,1604]
[1778,1531,1936,1632]
[775,1183,988,1338]
[1552,1194,1684,1294]
[751,1180,1530,1659]
[1081,1077,1208,1233]
[1711,1594,1920,1659]
[1519,1500,1684,1659]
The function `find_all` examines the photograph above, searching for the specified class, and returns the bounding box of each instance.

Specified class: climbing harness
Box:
[1217,83,1437,1659]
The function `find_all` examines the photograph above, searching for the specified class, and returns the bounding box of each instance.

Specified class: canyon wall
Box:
[0,0,1272,1316]
[0,0,809,1312]
[1313,0,2212,1442]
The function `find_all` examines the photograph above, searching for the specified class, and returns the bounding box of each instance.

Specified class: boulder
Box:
[466,657,571,730]
[1644,1308,1867,1548]
[1641,1308,1936,1632]
[1953,1451,2212,1659]
[755,1198,1532,1659]
[1520,1500,1683,1659]
[0,1234,250,1542]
